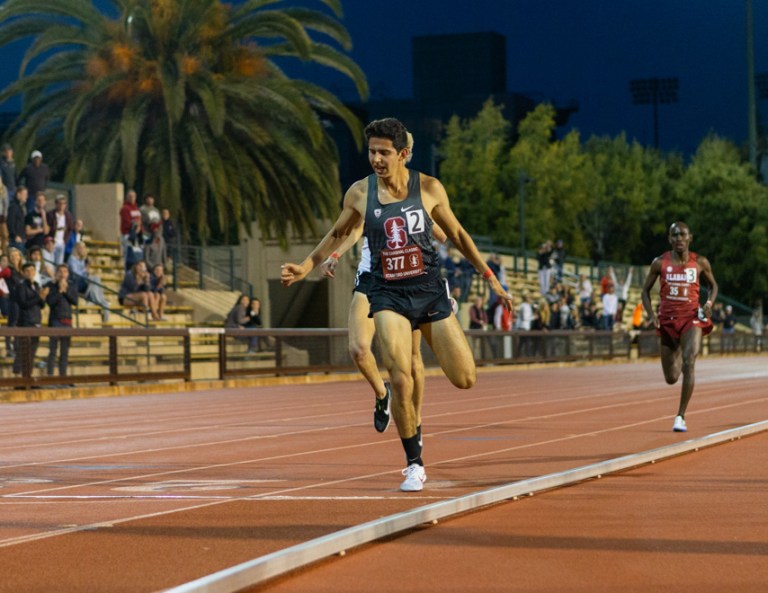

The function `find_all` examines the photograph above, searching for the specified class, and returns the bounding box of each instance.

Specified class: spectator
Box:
[64,218,85,262]
[68,241,110,322]
[0,178,7,254]
[246,297,268,352]
[45,264,78,379]
[579,299,599,329]
[24,191,50,251]
[721,305,736,352]
[0,143,17,199]
[578,274,593,305]
[1,247,24,356]
[27,245,54,286]
[150,263,168,321]
[516,293,534,357]
[493,289,514,331]
[119,260,160,320]
[124,220,145,271]
[46,194,75,265]
[42,237,57,273]
[750,300,763,352]
[12,262,49,376]
[469,295,488,330]
[140,194,161,241]
[7,186,27,253]
[609,266,633,323]
[0,254,10,352]
[552,239,565,283]
[537,240,553,295]
[161,208,178,258]
[599,268,613,295]
[225,294,259,352]
[601,284,618,331]
[144,223,167,271]
[17,150,49,212]
[119,189,142,253]
[710,302,725,329]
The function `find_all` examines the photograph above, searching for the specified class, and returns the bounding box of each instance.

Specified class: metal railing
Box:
[0,326,762,391]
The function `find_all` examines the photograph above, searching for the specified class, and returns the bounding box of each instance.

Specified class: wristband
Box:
[705,300,712,308]
[330,252,340,260]
[483,269,494,280]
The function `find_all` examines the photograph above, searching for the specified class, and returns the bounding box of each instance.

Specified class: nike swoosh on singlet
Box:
[401,205,414,212]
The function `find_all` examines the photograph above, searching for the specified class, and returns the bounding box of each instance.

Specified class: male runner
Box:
[641,221,718,432]
[282,118,512,491]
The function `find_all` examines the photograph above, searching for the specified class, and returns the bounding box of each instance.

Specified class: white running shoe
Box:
[400,464,427,492]
[672,415,687,432]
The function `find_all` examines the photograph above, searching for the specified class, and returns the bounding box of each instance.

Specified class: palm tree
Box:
[0,0,368,245]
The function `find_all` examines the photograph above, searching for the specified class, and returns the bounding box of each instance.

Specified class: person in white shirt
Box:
[601,284,619,331]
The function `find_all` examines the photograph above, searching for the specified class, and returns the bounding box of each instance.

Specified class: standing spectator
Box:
[493,290,514,331]
[578,274,593,305]
[7,186,27,253]
[46,194,75,264]
[161,208,179,259]
[1,247,24,357]
[24,191,50,252]
[599,268,613,295]
[144,223,167,271]
[468,295,488,330]
[119,189,142,254]
[245,297,266,352]
[0,179,7,254]
[552,239,566,283]
[150,263,168,321]
[537,240,553,296]
[721,305,736,352]
[17,150,49,212]
[601,284,618,331]
[750,300,764,352]
[0,143,17,199]
[609,265,633,324]
[225,294,259,352]
[46,264,78,378]
[64,218,85,262]
[12,262,49,376]
[68,241,110,322]
[119,260,160,320]
[710,301,725,329]
[140,194,161,241]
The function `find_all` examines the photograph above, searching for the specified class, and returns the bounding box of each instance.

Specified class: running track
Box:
[0,356,766,592]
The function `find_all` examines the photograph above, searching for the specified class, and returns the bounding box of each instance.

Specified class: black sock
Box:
[401,431,423,466]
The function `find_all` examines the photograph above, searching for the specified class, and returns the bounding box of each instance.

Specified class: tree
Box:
[0,0,368,245]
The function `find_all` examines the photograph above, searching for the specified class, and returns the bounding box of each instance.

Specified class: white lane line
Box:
[1,394,765,501]
[163,421,768,593]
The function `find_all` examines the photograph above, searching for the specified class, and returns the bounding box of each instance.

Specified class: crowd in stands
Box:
[0,143,182,378]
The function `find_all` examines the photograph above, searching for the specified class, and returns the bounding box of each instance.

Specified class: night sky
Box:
[1,1,766,156]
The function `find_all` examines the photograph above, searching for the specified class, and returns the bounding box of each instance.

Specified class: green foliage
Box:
[438,104,768,304]
[0,0,368,245]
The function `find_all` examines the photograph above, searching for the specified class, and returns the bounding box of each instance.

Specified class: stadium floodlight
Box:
[629,77,679,149]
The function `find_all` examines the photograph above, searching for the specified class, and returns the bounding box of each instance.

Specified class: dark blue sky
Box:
[332,0,768,155]
[1,1,766,156]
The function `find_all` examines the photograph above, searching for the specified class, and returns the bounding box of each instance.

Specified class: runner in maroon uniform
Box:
[282,118,513,491]
[641,222,718,432]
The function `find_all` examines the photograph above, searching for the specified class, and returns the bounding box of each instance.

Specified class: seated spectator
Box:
[68,241,110,322]
[225,294,259,353]
[46,194,75,265]
[246,297,270,351]
[578,274,593,304]
[119,260,160,321]
[150,263,168,321]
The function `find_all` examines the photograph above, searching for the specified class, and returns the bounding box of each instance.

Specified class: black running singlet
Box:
[364,170,441,285]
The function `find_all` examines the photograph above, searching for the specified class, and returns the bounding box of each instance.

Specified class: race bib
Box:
[381,244,425,281]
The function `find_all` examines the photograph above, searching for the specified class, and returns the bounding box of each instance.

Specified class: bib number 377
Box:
[381,245,425,281]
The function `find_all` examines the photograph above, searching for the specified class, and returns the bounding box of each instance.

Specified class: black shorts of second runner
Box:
[353,270,374,296]
[368,274,453,330]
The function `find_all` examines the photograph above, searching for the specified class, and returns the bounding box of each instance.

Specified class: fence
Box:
[0,327,763,392]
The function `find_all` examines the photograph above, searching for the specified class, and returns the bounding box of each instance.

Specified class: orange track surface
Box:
[0,356,766,592]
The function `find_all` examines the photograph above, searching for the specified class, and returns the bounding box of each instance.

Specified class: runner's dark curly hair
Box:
[364,118,408,151]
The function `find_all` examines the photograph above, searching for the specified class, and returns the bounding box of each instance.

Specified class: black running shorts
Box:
[368,275,452,329]
[353,270,374,296]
